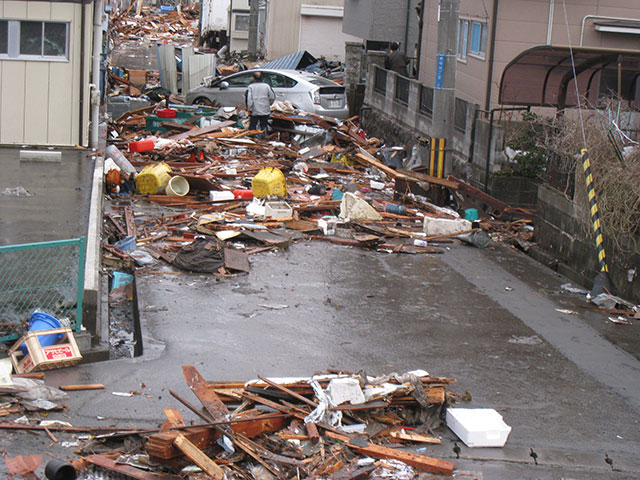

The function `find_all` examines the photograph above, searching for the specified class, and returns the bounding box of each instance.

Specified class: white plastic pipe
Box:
[580,15,640,46]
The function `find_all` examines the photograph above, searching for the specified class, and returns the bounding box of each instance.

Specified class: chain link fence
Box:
[0,237,85,343]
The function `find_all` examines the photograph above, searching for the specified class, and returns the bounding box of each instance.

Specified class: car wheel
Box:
[193,97,213,106]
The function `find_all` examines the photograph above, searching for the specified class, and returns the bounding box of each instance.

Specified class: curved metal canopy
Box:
[499,45,640,108]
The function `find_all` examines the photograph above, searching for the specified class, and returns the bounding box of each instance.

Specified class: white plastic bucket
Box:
[165,176,190,196]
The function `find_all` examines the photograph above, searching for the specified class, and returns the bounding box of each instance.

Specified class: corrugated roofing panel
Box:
[261,51,317,71]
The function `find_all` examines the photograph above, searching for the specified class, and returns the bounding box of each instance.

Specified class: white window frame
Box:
[457,19,469,62]
[469,21,487,59]
[0,19,69,62]
[234,14,250,32]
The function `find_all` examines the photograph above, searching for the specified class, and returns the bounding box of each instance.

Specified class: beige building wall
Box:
[0,0,92,146]
[266,0,356,60]
[419,0,640,109]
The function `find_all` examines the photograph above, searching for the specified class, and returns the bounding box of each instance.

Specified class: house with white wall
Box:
[228,0,358,62]
[0,0,95,146]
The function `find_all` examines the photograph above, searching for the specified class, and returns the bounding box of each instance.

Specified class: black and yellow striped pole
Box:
[429,137,446,178]
[581,148,608,273]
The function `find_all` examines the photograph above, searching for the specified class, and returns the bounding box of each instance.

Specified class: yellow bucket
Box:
[136,162,172,194]
[251,167,287,197]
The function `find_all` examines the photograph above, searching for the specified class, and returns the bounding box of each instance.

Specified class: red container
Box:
[233,189,253,200]
[157,108,177,118]
[129,139,155,153]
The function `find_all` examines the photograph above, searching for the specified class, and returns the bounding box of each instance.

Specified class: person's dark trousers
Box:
[249,115,269,135]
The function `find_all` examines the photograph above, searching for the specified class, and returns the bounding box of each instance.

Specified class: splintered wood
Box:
[141,366,459,477]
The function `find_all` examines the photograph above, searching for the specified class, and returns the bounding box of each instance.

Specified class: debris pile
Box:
[1,366,463,478]
[103,102,534,275]
[110,5,200,45]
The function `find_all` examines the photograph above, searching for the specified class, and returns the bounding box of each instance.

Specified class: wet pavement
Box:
[0,147,94,246]
[4,239,639,478]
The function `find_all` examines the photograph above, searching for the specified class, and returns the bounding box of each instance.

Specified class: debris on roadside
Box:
[101,100,535,279]
[0,366,466,478]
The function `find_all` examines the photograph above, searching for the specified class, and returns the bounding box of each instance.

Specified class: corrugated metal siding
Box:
[261,51,316,70]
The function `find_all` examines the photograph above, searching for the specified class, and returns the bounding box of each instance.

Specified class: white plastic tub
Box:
[446,408,512,447]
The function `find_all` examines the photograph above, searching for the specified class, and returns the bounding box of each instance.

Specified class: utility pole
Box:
[248,0,259,61]
[431,0,458,175]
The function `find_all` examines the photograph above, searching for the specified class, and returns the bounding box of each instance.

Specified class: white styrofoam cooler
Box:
[446,408,512,447]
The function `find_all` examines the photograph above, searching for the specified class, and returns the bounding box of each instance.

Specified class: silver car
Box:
[185,68,349,120]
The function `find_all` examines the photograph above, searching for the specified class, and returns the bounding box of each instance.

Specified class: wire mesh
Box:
[0,237,85,343]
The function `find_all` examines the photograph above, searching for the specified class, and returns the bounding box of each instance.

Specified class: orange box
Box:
[8,327,82,374]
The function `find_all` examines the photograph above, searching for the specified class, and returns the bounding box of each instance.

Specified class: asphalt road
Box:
[3,240,640,479]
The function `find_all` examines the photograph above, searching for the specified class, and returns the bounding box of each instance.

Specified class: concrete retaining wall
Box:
[536,185,640,302]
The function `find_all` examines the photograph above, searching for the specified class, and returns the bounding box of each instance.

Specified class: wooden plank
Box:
[325,432,454,476]
[257,375,317,407]
[389,431,441,444]
[397,169,458,189]
[182,366,230,422]
[174,434,225,479]
[86,454,180,479]
[306,422,319,443]
[124,206,136,237]
[224,248,251,273]
[163,408,186,427]
[59,384,105,391]
[168,120,236,141]
[355,152,407,180]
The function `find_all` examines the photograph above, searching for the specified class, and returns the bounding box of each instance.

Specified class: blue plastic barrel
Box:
[385,203,407,215]
[19,312,64,355]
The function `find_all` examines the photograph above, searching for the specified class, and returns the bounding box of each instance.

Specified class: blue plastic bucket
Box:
[19,312,64,355]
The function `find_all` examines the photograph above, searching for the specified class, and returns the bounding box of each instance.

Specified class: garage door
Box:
[299,14,360,62]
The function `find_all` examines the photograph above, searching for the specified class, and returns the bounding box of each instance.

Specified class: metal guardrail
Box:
[0,237,86,343]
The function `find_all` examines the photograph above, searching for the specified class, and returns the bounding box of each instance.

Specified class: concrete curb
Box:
[82,152,104,343]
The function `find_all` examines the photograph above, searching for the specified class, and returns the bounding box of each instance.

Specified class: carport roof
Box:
[498,45,640,108]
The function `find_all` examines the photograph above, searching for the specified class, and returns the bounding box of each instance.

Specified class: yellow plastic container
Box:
[251,167,287,197]
[136,162,172,194]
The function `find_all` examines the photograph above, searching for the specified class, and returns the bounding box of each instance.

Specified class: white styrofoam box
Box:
[265,201,292,219]
[446,408,511,447]
[326,377,365,405]
[423,216,472,236]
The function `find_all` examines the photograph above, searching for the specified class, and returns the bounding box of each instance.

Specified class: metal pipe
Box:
[546,0,554,44]
[90,0,104,149]
[483,106,530,192]
[404,0,411,55]
[618,55,622,98]
[580,15,640,46]
[415,0,426,78]
[483,0,499,111]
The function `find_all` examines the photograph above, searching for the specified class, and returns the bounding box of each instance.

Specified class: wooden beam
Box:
[325,432,454,476]
[174,434,225,479]
[182,366,229,422]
